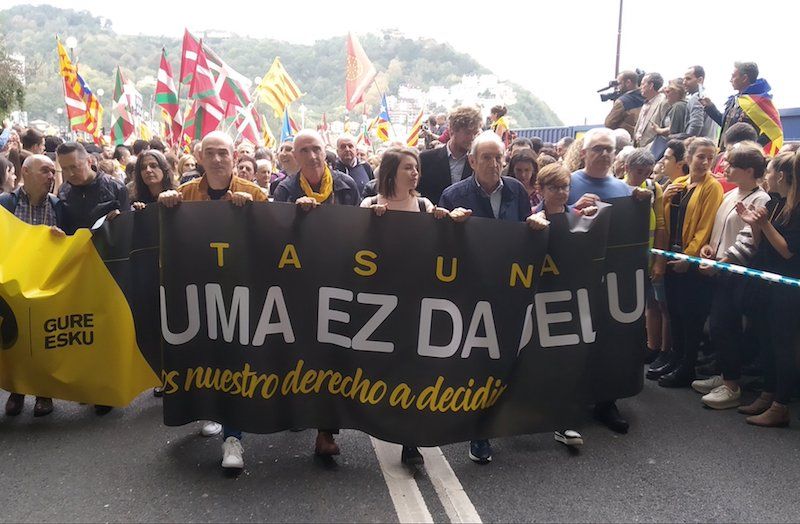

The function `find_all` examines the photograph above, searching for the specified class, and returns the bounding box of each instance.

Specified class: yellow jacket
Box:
[663,173,723,257]
[178,174,268,203]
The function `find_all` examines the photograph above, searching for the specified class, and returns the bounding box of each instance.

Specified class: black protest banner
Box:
[156,198,647,446]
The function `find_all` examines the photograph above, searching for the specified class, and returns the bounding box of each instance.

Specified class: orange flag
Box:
[345,33,377,111]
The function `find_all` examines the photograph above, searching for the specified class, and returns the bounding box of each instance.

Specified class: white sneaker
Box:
[702,385,741,410]
[200,421,222,437]
[554,429,583,447]
[221,437,244,469]
[691,375,723,394]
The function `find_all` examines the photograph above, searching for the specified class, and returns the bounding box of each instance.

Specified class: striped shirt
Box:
[13,188,56,227]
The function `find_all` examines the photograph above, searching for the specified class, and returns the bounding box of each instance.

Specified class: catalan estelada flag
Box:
[732,79,783,156]
[738,94,783,156]
[406,110,424,147]
[279,107,301,144]
[376,95,392,142]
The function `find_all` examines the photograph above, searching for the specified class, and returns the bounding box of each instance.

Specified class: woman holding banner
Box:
[130,150,176,209]
[735,151,800,426]
[360,146,448,465]
[360,146,448,219]
[655,138,723,388]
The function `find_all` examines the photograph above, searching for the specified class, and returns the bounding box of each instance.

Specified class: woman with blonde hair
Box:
[562,136,585,173]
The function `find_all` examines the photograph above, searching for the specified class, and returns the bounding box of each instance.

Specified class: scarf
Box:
[299,165,333,203]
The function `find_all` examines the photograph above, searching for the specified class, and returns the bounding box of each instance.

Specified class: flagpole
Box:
[168,46,187,150]
[224,83,261,137]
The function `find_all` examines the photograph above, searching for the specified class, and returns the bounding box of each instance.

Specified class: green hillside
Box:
[0,4,562,130]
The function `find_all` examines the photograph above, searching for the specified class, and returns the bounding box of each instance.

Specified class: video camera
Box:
[598,69,646,102]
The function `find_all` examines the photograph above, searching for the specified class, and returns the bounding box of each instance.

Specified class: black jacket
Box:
[57,173,129,234]
[333,159,374,196]
[418,145,473,205]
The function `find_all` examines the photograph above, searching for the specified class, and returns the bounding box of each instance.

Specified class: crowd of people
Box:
[1,60,799,473]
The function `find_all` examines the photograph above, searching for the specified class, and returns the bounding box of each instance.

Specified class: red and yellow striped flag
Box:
[406,110,424,147]
[256,57,304,118]
[738,94,783,156]
[56,39,103,141]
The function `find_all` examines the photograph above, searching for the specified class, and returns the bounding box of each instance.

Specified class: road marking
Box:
[370,437,433,523]
[419,447,482,523]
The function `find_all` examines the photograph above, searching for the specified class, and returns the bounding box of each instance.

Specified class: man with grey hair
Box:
[333,133,374,195]
[700,61,775,150]
[633,72,669,148]
[438,130,549,464]
[624,148,668,366]
[613,128,632,154]
[1,155,65,418]
[272,129,359,459]
[274,130,360,207]
[568,128,638,207]
[567,129,651,434]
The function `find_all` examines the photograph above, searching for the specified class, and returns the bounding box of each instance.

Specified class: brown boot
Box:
[746,402,790,427]
[33,397,54,417]
[314,431,340,456]
[738,392,774,415]
[5,393,24,416]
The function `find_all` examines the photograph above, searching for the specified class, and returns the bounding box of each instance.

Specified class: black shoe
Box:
[401,446,424,466]
[593,402,628,434]
[644,347,660,365]
[658,366,695,388]
[646,352,677,380]
[468,439,492,464]
[94,405,113,416]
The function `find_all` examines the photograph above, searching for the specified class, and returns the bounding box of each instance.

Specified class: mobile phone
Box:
[697,84,705,99]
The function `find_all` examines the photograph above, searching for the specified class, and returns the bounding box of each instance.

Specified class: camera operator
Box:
[604,70,646,137]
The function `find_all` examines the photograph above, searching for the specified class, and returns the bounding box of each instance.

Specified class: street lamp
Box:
[65,36,78,61]
[299,104,307,129]
[56,107,66,137]
[96,89,105,133]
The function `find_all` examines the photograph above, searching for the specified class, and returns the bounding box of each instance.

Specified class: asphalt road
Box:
[2,377,799,523]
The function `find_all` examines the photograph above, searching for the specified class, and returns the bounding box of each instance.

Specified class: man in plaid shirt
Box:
[0,154,66,418]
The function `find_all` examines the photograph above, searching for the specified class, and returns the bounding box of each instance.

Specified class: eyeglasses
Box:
[590,145,615,154]
[545,184,570,192]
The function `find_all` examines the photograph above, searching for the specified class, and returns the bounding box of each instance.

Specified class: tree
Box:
[0,42,24,119]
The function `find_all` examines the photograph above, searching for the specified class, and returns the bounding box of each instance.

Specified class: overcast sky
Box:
[10,0,800,125]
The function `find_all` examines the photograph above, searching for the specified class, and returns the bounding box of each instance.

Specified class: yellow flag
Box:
[0,210,159,406]
[256,57,304,118]
[261,115,276,148]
